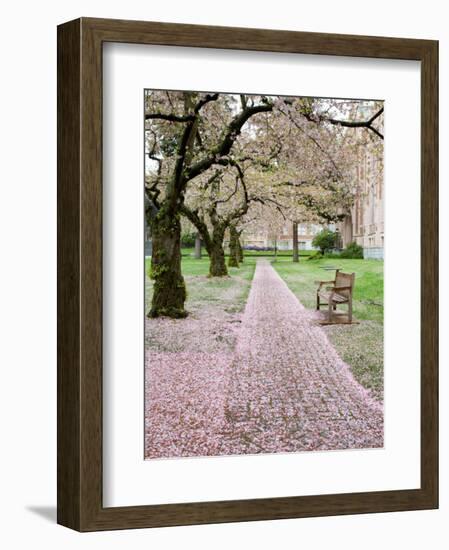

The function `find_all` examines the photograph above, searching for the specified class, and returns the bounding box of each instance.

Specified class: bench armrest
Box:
[315,280,335,287]
[319,285,353,294]
[333,286,352,292]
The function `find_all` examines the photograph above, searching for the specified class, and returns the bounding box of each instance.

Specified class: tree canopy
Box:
[144,90,383,317]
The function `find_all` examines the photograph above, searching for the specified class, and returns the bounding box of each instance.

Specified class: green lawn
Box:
[272,257,384,324]
[273,257,384,401]
[145,255,257,279]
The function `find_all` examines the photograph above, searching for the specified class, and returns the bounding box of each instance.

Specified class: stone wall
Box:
[363,246,384,260]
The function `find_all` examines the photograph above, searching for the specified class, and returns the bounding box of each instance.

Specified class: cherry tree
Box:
[145,91,273,316]
[181,163,251,276]
[181,102,357,273]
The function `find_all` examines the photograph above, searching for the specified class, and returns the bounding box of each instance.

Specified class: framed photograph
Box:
[57,17,438,531]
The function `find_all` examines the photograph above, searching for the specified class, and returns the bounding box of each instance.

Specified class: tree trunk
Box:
[228,225,240,268]
[237,233,244,263]
[209,244,228,276]
[208,229,228,277]
[292,221,299,262]
[149,209,187,318]
[194,233,202,259]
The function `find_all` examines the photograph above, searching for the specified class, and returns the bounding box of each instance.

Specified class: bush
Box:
[340,241,364,259]
[311,229,337,255]
[243,245,274,251]
[180,232,196,248]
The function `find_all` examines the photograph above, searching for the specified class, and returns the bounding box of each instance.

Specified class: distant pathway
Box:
[218,260,383,454]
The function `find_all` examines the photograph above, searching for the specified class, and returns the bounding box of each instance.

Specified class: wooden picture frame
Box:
[57,17,438,531]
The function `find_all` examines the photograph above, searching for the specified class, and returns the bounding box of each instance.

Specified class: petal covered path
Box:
[145,260,383,459]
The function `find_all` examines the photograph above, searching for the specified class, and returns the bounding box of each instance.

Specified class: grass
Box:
[272,257,384,324]
[145,256,257,317]
[145,255,256,279]
[325,321,384,401]
[273,257,384,400]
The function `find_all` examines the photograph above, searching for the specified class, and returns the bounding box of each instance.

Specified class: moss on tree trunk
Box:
[149,208,187,318]
[209,245,228,276]
[228,225,240,268]
[237,233,244,262]
[208,233,228,276]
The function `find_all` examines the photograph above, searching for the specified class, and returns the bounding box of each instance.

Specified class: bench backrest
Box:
[334,270,355,298]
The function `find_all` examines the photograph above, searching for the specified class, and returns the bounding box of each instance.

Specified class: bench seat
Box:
[318,291,349,303]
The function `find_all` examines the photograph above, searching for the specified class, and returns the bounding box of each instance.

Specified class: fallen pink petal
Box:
[145,260,383,459]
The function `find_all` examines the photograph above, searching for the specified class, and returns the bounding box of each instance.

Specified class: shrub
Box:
[312,229,337,255]
[180,232,196,248]
[243,245,274,251]
[340,241,364,259]
[324,251,341,258]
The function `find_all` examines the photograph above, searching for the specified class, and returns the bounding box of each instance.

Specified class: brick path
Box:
[219,260,383,454]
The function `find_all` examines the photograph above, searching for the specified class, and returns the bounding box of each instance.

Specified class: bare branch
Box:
[305,106,384,140]
[194,93,219,113]
[145,112,195,123]
[180,204,212,251]
[214,176,239,206]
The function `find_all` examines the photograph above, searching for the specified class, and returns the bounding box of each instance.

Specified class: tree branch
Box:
[179,204,212,251]
[251,197,287,220]
[185,101,273,181]
[145,112,195,123]
[145,93,219,123]
[312,107,384,140]
[194,93,219,113]
[214,176,239,206]
[279,102,343,176]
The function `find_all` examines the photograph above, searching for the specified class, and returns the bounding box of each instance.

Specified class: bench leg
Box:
[328,300,333,322]
[348,298,353,323]
[316,293,320,310]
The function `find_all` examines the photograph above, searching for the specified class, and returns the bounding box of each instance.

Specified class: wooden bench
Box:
[315,270,356,324]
